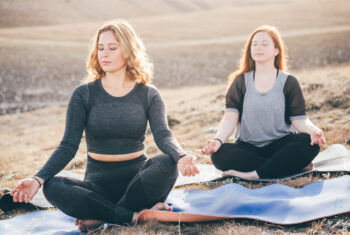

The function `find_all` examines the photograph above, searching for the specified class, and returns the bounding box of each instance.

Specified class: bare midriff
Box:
[88,149,146,162]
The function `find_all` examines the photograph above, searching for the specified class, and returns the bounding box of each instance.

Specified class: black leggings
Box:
[211,133,320,179]
[43,154,178,225]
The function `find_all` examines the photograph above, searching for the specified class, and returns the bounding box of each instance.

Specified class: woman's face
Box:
[97,30,127,74]
[250,31,279,64]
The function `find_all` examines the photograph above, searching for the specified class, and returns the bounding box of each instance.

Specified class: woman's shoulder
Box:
[235,73,246,81]
[285,73,298,81]
[282,72,304,95]
[228,73,246,92]
[284,73,300,86]
[75,79,101,95]
[134,83,163,109]
[72,83,87,95]
[138,83,161,96]
[70,81,97,103]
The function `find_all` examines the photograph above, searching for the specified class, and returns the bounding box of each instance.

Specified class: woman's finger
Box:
[24,194,29,203]
[319,137,324,146]
[185,166,190,177]
[194,165,200,174]
[190,166,196,176]
[180,166,185,176]
[18,191,24,203]
[11,182,23,196]
[320,137,325,146]
[180,166,186,176]
[12,191,19,202]
[10,188,16,196]
[316,138,321,147]
[311,134,318,146]
[310,137,315,146]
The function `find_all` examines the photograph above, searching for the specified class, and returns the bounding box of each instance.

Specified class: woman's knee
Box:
[211,145,229,171]
[149,154,178,178]
[43,177,63,202]
[294,133,311,144]
[211,143,232,171]
[293,133,320,155]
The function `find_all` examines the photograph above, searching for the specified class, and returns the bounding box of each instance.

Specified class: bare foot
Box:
[302,162,314,171]
[151,202,172,211]
[222,169,259,180]
[75,219,104,232]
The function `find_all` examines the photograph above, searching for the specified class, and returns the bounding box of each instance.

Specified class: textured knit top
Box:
[35,79,186,180]
[226,70,307,147]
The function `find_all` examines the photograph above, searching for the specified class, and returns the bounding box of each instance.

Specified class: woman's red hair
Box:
[228,25,288,85]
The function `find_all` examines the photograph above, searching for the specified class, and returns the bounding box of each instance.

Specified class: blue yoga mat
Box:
[1,176,350,234]
[165,175,350,224]
[0,210,83,235]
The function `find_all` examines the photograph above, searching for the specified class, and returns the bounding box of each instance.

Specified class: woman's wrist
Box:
[213,138,223,145]
[179,153,188,158]
[307,126,321,135]
[32,176,44,187]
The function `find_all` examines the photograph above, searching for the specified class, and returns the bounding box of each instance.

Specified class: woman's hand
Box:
[292,119,326,147]
[177,154,200,177]
[10,178,43,203]
[201,139,222,155]
[310,130,326,147]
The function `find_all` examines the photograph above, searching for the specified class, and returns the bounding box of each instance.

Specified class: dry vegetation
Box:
[1,0,350,234]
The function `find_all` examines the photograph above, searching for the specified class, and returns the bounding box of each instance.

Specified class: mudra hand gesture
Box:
[177,154,200,177]
[10,177,43,203]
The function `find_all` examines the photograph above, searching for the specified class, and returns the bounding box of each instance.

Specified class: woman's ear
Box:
[274,48,280,56]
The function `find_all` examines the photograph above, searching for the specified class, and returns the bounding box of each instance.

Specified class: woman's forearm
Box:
[292,118,321,135]
[215,111,239,142]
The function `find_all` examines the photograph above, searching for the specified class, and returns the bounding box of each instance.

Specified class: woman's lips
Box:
[101,61,111,65]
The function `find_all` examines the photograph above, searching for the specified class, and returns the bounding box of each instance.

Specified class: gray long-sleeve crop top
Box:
[35,79,186,181]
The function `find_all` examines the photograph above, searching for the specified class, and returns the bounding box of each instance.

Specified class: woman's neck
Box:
[254,61,277,77]
[103,68,134,89]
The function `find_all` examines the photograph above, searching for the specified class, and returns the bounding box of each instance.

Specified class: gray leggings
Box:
[43,154,178,225]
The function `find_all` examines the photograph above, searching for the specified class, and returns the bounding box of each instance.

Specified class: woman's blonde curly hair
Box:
[85,20,153,84]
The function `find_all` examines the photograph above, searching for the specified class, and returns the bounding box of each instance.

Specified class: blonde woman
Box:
[202,25,325,180]
[10,20,199,231]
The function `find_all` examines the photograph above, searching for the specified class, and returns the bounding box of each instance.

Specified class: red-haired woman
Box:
[8,20,199,231]
[202,25,326,180]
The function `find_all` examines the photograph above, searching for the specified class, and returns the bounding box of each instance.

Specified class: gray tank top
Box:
[238,70,292,147]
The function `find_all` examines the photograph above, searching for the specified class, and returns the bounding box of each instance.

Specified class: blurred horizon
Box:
[0,0,349,115]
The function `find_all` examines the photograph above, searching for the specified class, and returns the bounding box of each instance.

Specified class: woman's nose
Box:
[101,51,108,57]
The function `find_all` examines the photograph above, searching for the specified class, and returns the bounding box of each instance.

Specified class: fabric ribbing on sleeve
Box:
[283,75,307,123]
[225,74,246,121]
[35,84,88,181]
[147,86,186,163]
